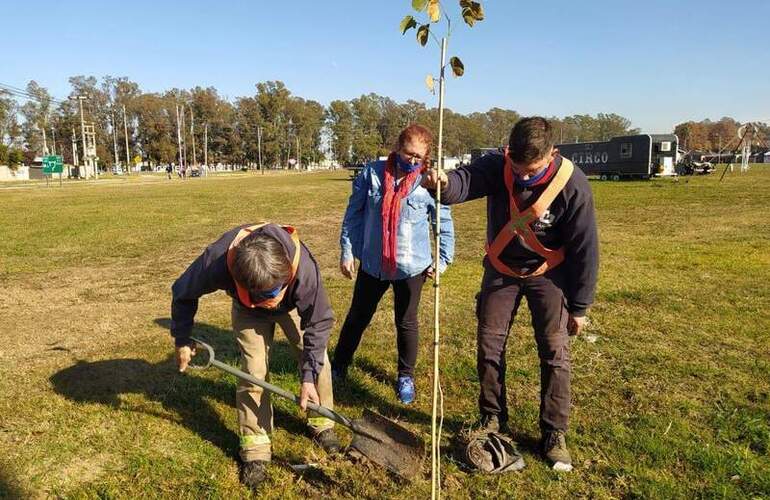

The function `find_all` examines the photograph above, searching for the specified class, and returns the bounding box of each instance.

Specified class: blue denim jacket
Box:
[340,160,455,280]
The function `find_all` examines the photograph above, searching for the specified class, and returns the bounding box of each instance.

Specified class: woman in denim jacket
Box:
[333,124,455,403]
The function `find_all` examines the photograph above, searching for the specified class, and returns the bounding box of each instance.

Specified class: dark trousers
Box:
[333,270,425,378]
[476,267,571,432]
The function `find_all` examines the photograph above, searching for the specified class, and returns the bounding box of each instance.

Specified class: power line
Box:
[0,82,68,105]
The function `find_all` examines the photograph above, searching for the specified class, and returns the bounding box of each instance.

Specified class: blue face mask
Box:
[254,284,283,300]
[396,154,422,173]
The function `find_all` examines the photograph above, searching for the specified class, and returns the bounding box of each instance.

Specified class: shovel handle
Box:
[189,337,353,429]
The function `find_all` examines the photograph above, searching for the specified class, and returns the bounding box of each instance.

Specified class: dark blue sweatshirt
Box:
[440,153,599,315]
[170,224,334,383]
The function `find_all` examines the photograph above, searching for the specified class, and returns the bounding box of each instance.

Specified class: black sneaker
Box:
[313,428,341,455]
[478,413,510,434]
[541,430,573,471]
[239,460,268,490]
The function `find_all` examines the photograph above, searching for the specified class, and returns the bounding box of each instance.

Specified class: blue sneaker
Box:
[397,376,416,404]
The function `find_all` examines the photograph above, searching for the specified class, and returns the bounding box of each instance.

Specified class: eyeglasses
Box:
[399,150,426,164]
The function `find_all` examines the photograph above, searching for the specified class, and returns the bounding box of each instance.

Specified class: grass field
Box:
[1,167,769,499]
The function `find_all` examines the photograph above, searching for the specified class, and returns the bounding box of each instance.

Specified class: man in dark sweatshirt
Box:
[423,117,599,471]
[170,223,340,489]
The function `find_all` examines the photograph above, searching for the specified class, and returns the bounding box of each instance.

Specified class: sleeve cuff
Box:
[301,369,318,384]
[567,305,588,317]
[341,247,354,262]
[301,350,321,383]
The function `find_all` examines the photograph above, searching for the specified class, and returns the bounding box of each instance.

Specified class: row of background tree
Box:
[0,76,761,169]
[674,118,769,153]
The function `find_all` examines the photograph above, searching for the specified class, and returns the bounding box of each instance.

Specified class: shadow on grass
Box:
[0,462,28,500]
[49,318,312,463]
[334,356,466,434]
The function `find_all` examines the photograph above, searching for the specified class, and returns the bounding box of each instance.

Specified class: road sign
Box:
[42,155,64,174]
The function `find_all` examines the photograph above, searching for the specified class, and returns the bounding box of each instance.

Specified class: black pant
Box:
[476,267,571,432]
[333,270,425,378]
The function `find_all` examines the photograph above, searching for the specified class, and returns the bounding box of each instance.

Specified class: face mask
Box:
[254,284,283,300]
[396,154,422,173]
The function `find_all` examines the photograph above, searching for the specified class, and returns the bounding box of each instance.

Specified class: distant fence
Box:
[0,165,30,181]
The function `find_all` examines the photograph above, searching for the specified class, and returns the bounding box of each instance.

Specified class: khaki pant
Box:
[232,301,335,462]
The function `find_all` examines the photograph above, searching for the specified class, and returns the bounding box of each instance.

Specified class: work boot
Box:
[313,428,341,455]
[477,413,510,435]
[396,375,416,404]
[239,460,268,490]
[542,430,573,471]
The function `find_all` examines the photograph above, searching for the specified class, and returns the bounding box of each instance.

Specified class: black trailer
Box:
[470,147,502,162]
[556,134,678,179]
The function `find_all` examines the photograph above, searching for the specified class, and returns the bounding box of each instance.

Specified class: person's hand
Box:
[421,168,448,190]
[567,315,586,336]
[423,265,435,280]
[175,343,197,372]
[340,258,356,280]
[299,382,320,411]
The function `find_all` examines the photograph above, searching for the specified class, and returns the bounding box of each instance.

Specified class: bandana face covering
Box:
[254,283,284,300]
[396,154,423,173]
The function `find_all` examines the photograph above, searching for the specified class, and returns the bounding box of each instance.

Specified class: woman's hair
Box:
[396,124,434,166]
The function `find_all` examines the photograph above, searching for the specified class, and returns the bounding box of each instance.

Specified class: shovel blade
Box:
[349,409,425,480]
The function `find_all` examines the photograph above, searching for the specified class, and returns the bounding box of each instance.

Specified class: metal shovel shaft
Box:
[189,337,424,479]
[190,337,354,428]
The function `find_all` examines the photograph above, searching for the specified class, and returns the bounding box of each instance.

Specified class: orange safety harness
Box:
[485,153,575,278]
[225,223,301,309]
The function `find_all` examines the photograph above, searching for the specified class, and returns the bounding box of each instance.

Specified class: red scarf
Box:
[381,152,425,277]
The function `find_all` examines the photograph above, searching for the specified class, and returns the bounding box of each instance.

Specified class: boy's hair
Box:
[230,233,291,291]
[508,116,555,164]
[397,124,434,163]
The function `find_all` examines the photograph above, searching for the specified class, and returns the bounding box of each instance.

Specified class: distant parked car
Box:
[111,167,124,175]
[675,159,714,176]
[190,167,201,177]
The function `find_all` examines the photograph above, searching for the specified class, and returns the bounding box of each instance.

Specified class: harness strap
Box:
[485,155,574,278]
[226,223,301,309]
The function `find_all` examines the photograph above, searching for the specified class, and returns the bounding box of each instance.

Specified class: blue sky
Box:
[2,0,768,132]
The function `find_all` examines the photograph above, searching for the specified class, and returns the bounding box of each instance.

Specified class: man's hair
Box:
[397,124,434,163]
[508,116,555,164]
[230,232,291,291]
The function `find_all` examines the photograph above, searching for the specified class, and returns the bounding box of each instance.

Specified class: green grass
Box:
[1,167,769,499]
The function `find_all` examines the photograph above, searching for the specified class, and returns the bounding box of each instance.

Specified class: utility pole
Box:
[204,122,208,171]
[71,127,78,178]
[190,107,197,167]
[175,104,183,171]
[51,126,57,155]
[42,118,48,156]
[76,96,92,178]
[257,125,263,174]
[111,109,120,169]
[297,136,301,170]
[180,106,187,169]
[123,104,130,174]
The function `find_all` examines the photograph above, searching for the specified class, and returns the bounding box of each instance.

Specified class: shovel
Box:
[188,337,424,479]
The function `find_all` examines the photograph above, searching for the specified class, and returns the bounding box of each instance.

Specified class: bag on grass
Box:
[456,430,526,474]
